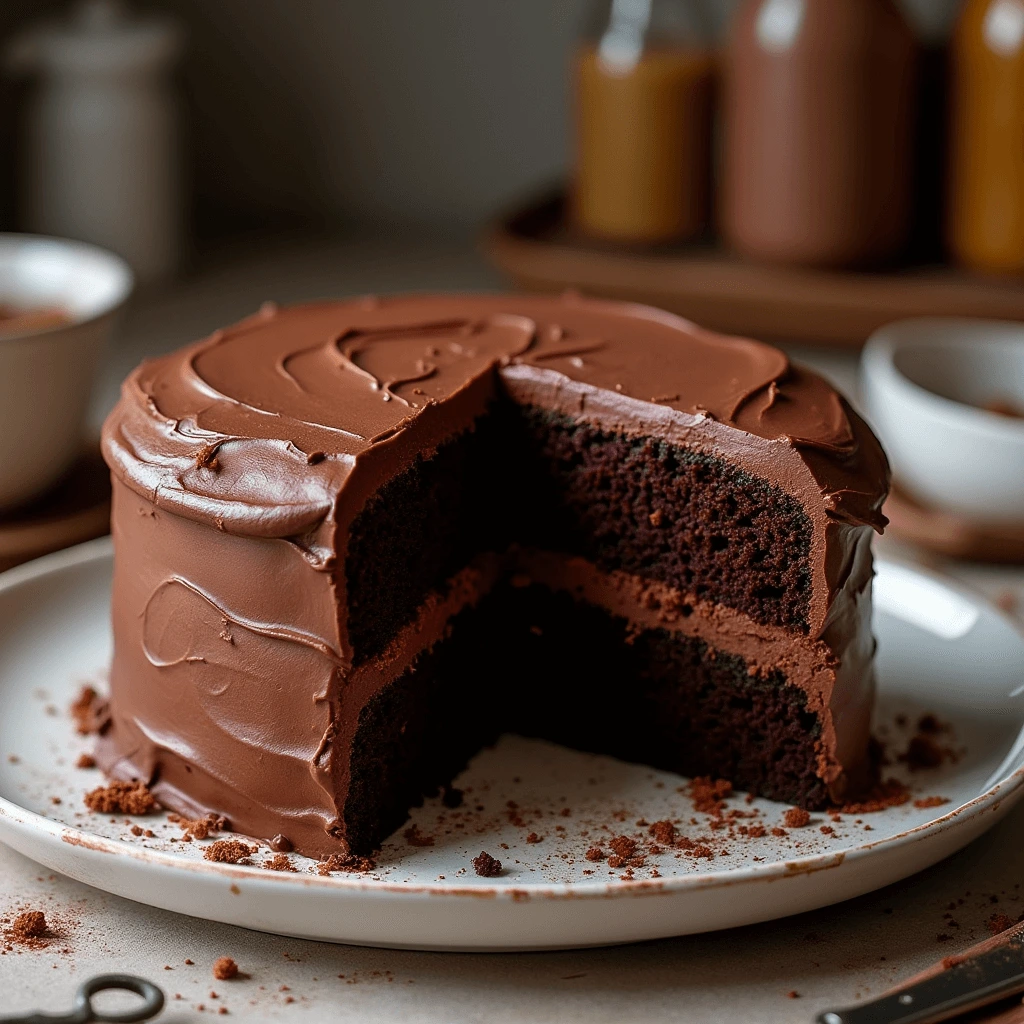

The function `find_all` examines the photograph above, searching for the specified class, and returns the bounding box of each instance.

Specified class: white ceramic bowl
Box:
[862,318,1024,525]
[0,234,132,510]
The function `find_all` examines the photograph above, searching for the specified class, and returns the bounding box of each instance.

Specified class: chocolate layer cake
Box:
[99,294,889,858]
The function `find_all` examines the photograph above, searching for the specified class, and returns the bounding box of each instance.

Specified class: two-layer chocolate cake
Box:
[98,293,889,858]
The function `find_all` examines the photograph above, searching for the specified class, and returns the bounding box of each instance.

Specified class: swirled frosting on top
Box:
[102,292,889,551]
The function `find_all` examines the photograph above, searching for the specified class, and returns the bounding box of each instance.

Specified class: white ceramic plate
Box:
[0,539,1022,951]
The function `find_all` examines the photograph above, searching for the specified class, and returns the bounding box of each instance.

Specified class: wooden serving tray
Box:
[482,193,1024,349]
[0,448,110,573]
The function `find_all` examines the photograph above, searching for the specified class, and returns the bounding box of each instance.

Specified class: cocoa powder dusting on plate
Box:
[403,825,434,847]
[914,796,950,810]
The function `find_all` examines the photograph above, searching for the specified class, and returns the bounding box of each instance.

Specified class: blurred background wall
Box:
[0,0,963,239]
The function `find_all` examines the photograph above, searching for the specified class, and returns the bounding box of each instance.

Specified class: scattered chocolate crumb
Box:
[688,777,733,817]
[609,835,638,858]
[263,854,297,873]
[69,685,108,736]
[185,959,194,965]
[903,735,945,771]
[783,808,811,829]
[130,825,143,837]
[403,825,434,847]
[317,853,376,875]
[212,957,238,981]
[914,796,950,809]
[996,590,1019,616]
[841,778,911,814]
[203,841,255,865]
[472,851,502,878]
[585,847,605,862]
[649,820,676,845]
[771,827,787,837]
[988,913,1016,935]
[75,753,97,769]
[787,990,800,999]
[84,780,156,815]
[11,910,47,940]
[525,832,542,844]
[441,786,463,809]
[820,825,836,836]
[168,811,227,840]
[180,819,210,840]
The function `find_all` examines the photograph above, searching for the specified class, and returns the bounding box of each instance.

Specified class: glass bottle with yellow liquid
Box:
[573,0,715,245]
[949,0,1024,274]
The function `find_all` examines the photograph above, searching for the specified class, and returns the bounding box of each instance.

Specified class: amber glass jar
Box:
[949,0,1024,275]
[721,0,917,268]
[573,0,715,244]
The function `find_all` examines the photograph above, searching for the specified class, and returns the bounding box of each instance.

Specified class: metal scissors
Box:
[0,975,164,1024]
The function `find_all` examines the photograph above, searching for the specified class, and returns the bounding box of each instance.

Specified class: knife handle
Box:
[817,931,1024,1024]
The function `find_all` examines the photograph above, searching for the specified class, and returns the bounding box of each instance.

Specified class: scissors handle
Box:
[0,975,164,1024]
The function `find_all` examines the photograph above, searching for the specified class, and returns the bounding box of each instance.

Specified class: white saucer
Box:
[0,539,1022,951]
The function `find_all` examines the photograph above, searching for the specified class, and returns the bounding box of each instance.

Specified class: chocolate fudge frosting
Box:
[104,294,886,609]
[99,294,889,856]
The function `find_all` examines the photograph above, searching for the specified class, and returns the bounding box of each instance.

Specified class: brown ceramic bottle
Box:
[721,0,917,268]
[949,0,1024,275]
[573,0,715,244]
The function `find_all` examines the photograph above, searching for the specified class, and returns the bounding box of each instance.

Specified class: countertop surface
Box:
[3,234,1023,1023]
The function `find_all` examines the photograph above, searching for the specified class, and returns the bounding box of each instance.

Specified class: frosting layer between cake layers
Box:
[99,294,889,857]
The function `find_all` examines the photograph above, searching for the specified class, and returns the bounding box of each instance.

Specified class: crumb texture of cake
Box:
[98,294,889,857]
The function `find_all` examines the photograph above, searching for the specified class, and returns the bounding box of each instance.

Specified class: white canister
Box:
[5,0,183,286]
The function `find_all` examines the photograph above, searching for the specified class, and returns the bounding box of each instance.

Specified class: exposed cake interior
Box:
[339,401,836,854]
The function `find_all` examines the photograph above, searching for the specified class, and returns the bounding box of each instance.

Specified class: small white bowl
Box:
[862,318,1024,526]
[0,234,133,510]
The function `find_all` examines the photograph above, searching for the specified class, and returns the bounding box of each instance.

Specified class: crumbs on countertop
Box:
[212,956,239,980]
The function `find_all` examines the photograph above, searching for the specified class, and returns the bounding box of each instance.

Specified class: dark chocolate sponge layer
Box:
[344,582,827,856]
[346,402,815,667]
